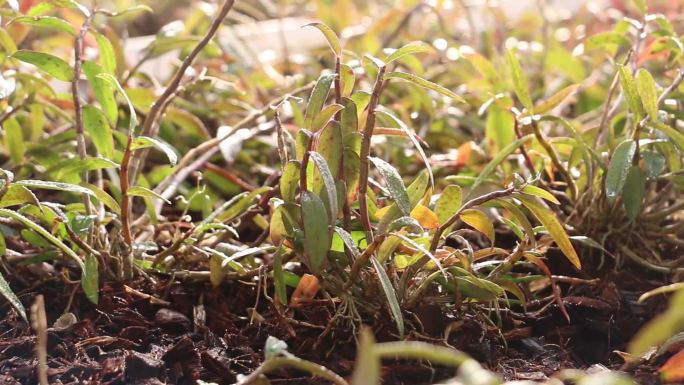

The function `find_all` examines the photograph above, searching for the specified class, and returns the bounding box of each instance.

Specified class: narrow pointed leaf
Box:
[81,254,99,304]
[385,72,465,103]
[605,139,637,203]
[617,64,645,121]
[369,156,411,216]
[534,84,580,114]
[636,69,659,120]
[523,185,560,204]
[469,134,534,195]
[12,50,73,82]
[10,16,76,36]
[371,256,404,337]
[515,194,581,269]
[304,73,336,130]
[649,121,684,152]
[16,180,94,196]
[308,152,338,225]
[127,186,171,204]
[506,50,533,111]
[81,182,121,215]
[301,191,330,274]
[83,61,118,126]
[83,105,114,159]
[0,272,26,321]
[131,136,178,166]
[304,22,341,56]
[385,41,433,64]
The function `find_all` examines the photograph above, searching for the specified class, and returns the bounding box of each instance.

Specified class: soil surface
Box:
[0,262,672,385]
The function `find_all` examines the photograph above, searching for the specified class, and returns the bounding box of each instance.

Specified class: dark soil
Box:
[0,261,673,385]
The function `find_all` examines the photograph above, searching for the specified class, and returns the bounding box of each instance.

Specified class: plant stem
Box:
[238,356,348,385]
[128,0,236,183]
[358,65,387,241]
[530,121,577,200]
[72,13,95,216]
[119,134,134,278]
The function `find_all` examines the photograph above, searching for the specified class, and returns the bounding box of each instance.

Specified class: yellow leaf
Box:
[375,205,390,219]
[410,204,439,229]
[516,194,581,269]
[459,209,495,245]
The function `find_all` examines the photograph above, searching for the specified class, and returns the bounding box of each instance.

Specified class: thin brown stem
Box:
[128,0,236,182]
[530,121,577,200]
[358,66,387,241]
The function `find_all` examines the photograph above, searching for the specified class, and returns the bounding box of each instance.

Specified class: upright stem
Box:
[128,0,236,183]
[119,134,134,278]
[72,13,95,216]
[358,66,387,241]
[530,121,577,200]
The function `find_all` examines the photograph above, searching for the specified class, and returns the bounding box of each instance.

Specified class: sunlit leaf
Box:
[83,61,118,126]
[301,191,330,274]
[304,22,341,56]
[83,105,114,159]
[12,50,73,82]
[617,64,645,121]
[131,136,178,166]
[459,209,495,245]
[649,122,684,153]
[371,256,404,337]
[309,152,338,225]
[534,84,580,114]
[81,182,120,215]
[469,134,534,195]
[127,186,170,204]
[92,31,117,74]
[385,41,433,64]
[385,72,465,103]
[304,73,336,130]
[636,69,659,120]
[10,16,76,36]
[435,185,462,226]
[523,185,560,204]
[16,180,94,196]
[585,32,631,50]
[3,117,24,164]
[515,194,581,269]
[506,49,533,111]
[410,204,439,229]
[605,139,637,204]
[280,160,301,203]
[369,156,411,216]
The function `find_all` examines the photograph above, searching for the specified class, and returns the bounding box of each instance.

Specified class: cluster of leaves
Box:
[0,0,683,383]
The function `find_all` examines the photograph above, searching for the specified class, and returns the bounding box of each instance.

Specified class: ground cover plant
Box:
[0,0,682,383]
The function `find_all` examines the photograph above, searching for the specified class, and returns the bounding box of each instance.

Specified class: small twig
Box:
[30,295,48,385]
[530,120,577,200]
[238,356,348,385]
[119,134,135,278]
[358,66,387,241]
[274,109,289,167]
[128,0,236,182]
[72,13,96,216]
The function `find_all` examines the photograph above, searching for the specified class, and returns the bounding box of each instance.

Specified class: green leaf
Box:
[304,73,336,130]
[81,254,99,304]
[340,64,355,97]
[99,4,153,17]
[0,185,39,208]
[605,139,637,204]
[0,271,26,321]
[131,136,178,166]
[340,98,358,137]
[92,31,117,74]
[81,182,121,215]
[83,61,118,126]
[311,104,343,132]
[369,157,411,216]
[96,73,137,133]
[0,209,84,271]
[649,121,684,152]
[617,64,645,121]
[10,16,76,36]
[629,289,684,356]
[506,50,533,111]
[83,105,114,159]
[280,160,301,203]
[496,198,536,245]
[636,69,659,120]
[522,185,560,204]
[304,22,341,56]
[273,246,288,305]
[585,32,631,50]
[12,50,74,82]
[3,117,25,164]
[385,72,465,103]
[308,152,338,225]
[459,209,495,245]
[378,171,429,233]
[385,41,433,64]
[435,185,462,226]
[52,157,118,179]
[515,194,581,269]
[623,166,645,219]
[16,180,94,196]
[469,134,534,195]
[301,191,330,274]
[127,186,170,204]
[485,103,515,154]
[534,84,580,114]
[371,256,404,337]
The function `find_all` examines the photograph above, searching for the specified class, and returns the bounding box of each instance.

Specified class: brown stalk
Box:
[128,0,236,183]
[530,120,577,200]
[358,65,387,241]
[72,13,95,216]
